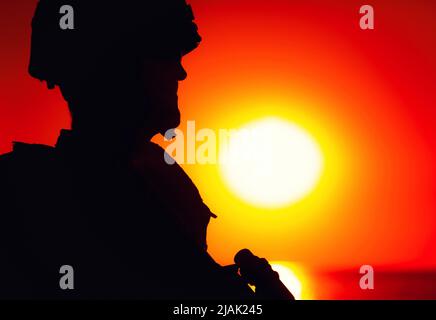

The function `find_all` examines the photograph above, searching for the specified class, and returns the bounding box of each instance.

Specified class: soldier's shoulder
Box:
[0,150,13,162]
[142,141,218,218]
[139,141,183,171]
[0,151,13,172]
[145,141,194,182]
[11,141,54,155]
[0,142,55,170]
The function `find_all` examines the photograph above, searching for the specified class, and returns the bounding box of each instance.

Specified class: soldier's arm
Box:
[0,152,25,297]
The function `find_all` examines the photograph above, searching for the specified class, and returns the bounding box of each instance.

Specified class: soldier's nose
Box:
[177,63,188,81]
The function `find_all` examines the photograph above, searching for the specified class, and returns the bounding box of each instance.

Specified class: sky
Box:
[180,0,436,271]
[1,0,436,297]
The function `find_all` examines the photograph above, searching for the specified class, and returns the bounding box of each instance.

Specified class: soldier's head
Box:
[29,0,201,140]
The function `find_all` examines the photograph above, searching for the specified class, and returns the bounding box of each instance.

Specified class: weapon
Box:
[234,249,295,300]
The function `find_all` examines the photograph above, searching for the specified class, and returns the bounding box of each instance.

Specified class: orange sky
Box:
[174,0,436,270]
[0,0,435,271]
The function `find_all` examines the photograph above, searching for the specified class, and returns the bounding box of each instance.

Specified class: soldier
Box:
[0,0,293,300]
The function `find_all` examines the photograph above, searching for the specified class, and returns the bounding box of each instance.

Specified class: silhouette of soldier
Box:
[0,0,293,299]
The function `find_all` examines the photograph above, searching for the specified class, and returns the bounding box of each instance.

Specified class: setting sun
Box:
[219,118,323,208]
[270,262,313,300]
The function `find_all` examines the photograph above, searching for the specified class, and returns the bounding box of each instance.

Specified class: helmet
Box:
[28,0,202,88]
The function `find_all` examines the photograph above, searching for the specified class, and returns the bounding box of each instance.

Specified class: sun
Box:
[219,117,323,208]
[270,262,313,300]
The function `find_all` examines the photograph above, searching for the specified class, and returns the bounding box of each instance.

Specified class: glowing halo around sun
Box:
[219,117,323,208]
[269,262,314,300]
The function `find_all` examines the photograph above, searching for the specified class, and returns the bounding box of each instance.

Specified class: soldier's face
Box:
[141,55,187,136]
